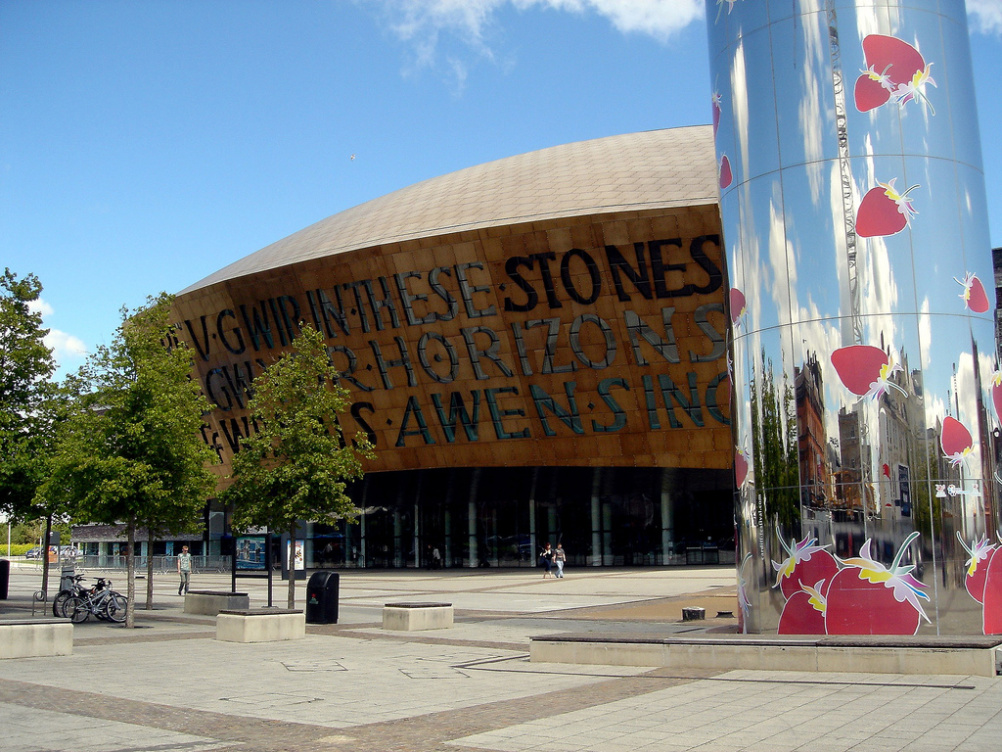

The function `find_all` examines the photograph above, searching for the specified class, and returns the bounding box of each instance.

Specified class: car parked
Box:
[25,547,42,559]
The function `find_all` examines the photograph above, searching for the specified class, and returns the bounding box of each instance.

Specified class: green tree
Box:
[42,293,217,626]
[222,324,372,608]
[0,269,56,515]
[749,355,801,531]
[0,269,61,591]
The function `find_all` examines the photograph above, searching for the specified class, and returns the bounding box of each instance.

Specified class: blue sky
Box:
[2,0,1001,377]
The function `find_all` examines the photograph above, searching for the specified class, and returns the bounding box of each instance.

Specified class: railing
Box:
[73,555,232,573]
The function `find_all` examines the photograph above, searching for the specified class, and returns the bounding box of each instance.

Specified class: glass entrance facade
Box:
[302,466,733,569]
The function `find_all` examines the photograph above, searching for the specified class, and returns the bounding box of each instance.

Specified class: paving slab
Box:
[0,564,999,752]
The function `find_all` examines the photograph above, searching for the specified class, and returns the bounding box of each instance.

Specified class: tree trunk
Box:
[287,523,296,609]
[125,519,136,628]
[41,514,53,597]
[145,528,154,609]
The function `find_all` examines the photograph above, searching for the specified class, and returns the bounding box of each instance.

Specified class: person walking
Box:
[177,545,193,595]
[539,542,554,578]
[553,543,567,578]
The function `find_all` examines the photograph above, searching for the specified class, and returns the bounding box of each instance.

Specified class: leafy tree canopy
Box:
[41,292,217,625]
[222,324,372,605]
[0,268,57,520]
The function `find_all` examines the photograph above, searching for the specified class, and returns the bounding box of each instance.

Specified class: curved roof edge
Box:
[180,125,717,295]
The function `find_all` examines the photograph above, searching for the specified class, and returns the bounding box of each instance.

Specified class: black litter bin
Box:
[305,571,339,624]
[0,559,9,600]
[59,566,76,593]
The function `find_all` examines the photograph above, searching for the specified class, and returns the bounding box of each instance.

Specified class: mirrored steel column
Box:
[707,0,999,635]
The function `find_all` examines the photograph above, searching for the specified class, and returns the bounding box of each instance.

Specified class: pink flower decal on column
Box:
[715,0,742,23]
[734,447,749,488]
[831,345,906,400]
[955,272,989,313]
[719,154,733,188]
[728,287,746,326]
[940,416,973,468]
[957,533,998,604]
[854,34,936,113]
[825,533,930,635]
[991,368,1002,425]
[983,540,1002,635]
[771,532,839,599]
[778,580,828,635]
[856,179,919,238]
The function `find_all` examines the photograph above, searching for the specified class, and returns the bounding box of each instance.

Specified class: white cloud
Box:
[44,329,88,366]
[557,0,703,38]
[27,298,54,317]
[969,0,1002,35]
[361,0,703,76]
[26,297,89,370]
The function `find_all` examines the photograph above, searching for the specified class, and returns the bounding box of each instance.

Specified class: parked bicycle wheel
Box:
[52,590,73,618]
[104,594,127,623]
[95,596,112,621]
[68,596,89,623]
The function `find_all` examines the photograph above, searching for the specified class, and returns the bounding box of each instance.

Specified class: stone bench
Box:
[184,591,249,616]
[382,602,454,631]
[215,609,305,643]
[0,619,73,659]
[529,634,1002,677]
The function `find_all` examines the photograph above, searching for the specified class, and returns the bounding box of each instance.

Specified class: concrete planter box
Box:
[1,620,73,659]
[529,634,1002,678]
[216,609,305,643]
[382,602,454,631]
[184,591,249,616]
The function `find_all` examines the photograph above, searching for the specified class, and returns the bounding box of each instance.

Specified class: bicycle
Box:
[65,577,128,624]
[52,573,89,618]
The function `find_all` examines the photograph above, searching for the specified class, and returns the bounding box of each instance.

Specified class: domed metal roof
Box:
[180,125,717,294]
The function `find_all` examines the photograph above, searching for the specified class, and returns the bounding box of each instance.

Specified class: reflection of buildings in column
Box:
[795,353,827,512]
[832,346,930,523]
[874,352,918,522]
[993,247,1002,359]
[836,407,864,519]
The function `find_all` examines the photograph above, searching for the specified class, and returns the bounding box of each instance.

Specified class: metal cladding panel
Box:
[707,0,1000,636]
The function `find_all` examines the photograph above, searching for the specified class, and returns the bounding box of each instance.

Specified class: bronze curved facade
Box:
[173,126,736,568]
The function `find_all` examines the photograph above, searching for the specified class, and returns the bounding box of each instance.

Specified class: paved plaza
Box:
[1,563,1000,752]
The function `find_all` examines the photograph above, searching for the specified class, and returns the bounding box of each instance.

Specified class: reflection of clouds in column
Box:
[918,297,932,368]
[925,392,948,432]
[734,187,766,366]
[768,189,795,332]
[730,40,749,192]
[855,7,905,54]
[856,134,900,345]
[826,164,855,344]
[797,2,827,204]
[977,348,997,427]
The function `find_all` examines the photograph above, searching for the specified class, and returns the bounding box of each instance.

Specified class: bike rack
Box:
[32,590,47,617]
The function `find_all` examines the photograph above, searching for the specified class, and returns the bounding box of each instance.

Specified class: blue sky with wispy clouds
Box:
[2,0,999,375]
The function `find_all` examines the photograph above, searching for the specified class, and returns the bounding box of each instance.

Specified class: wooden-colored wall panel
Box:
[173,206,731,477]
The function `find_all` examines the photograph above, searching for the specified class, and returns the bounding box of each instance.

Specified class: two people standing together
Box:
[539,542,566,579]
